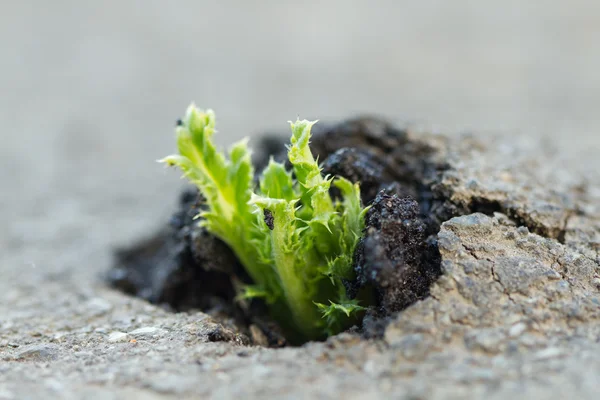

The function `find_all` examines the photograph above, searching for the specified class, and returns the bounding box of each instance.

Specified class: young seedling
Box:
[161,105,369,342]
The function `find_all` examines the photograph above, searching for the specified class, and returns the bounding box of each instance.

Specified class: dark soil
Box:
[108,191,287,347]
[108,190,240,312]
[107,116,462,345]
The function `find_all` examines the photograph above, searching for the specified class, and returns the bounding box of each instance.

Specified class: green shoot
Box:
[161,105,369,342]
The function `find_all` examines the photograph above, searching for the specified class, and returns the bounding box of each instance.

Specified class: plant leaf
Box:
[161,106,371,342]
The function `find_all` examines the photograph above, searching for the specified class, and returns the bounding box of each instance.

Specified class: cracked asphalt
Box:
[2,2,600,399]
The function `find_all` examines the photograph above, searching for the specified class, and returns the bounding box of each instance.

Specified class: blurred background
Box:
[1,1,599,284]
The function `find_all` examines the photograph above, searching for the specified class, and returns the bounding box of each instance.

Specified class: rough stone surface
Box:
[3,127,600,399]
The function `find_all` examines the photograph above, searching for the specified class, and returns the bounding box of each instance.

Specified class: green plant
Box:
[161,105,369,342]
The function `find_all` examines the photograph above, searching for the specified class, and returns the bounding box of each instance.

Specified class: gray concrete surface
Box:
[1,1,600,399]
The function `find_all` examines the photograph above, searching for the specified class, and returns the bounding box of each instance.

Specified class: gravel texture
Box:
[2,129,600,399]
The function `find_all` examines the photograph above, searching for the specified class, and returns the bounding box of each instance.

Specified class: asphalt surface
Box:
[1,2,600,399]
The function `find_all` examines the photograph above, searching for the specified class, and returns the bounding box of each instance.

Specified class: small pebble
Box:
[107,332,129,343]
[535,347,564,360]
[128,327,165,339]
[509,322,527,337]
[16,344,59,361]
